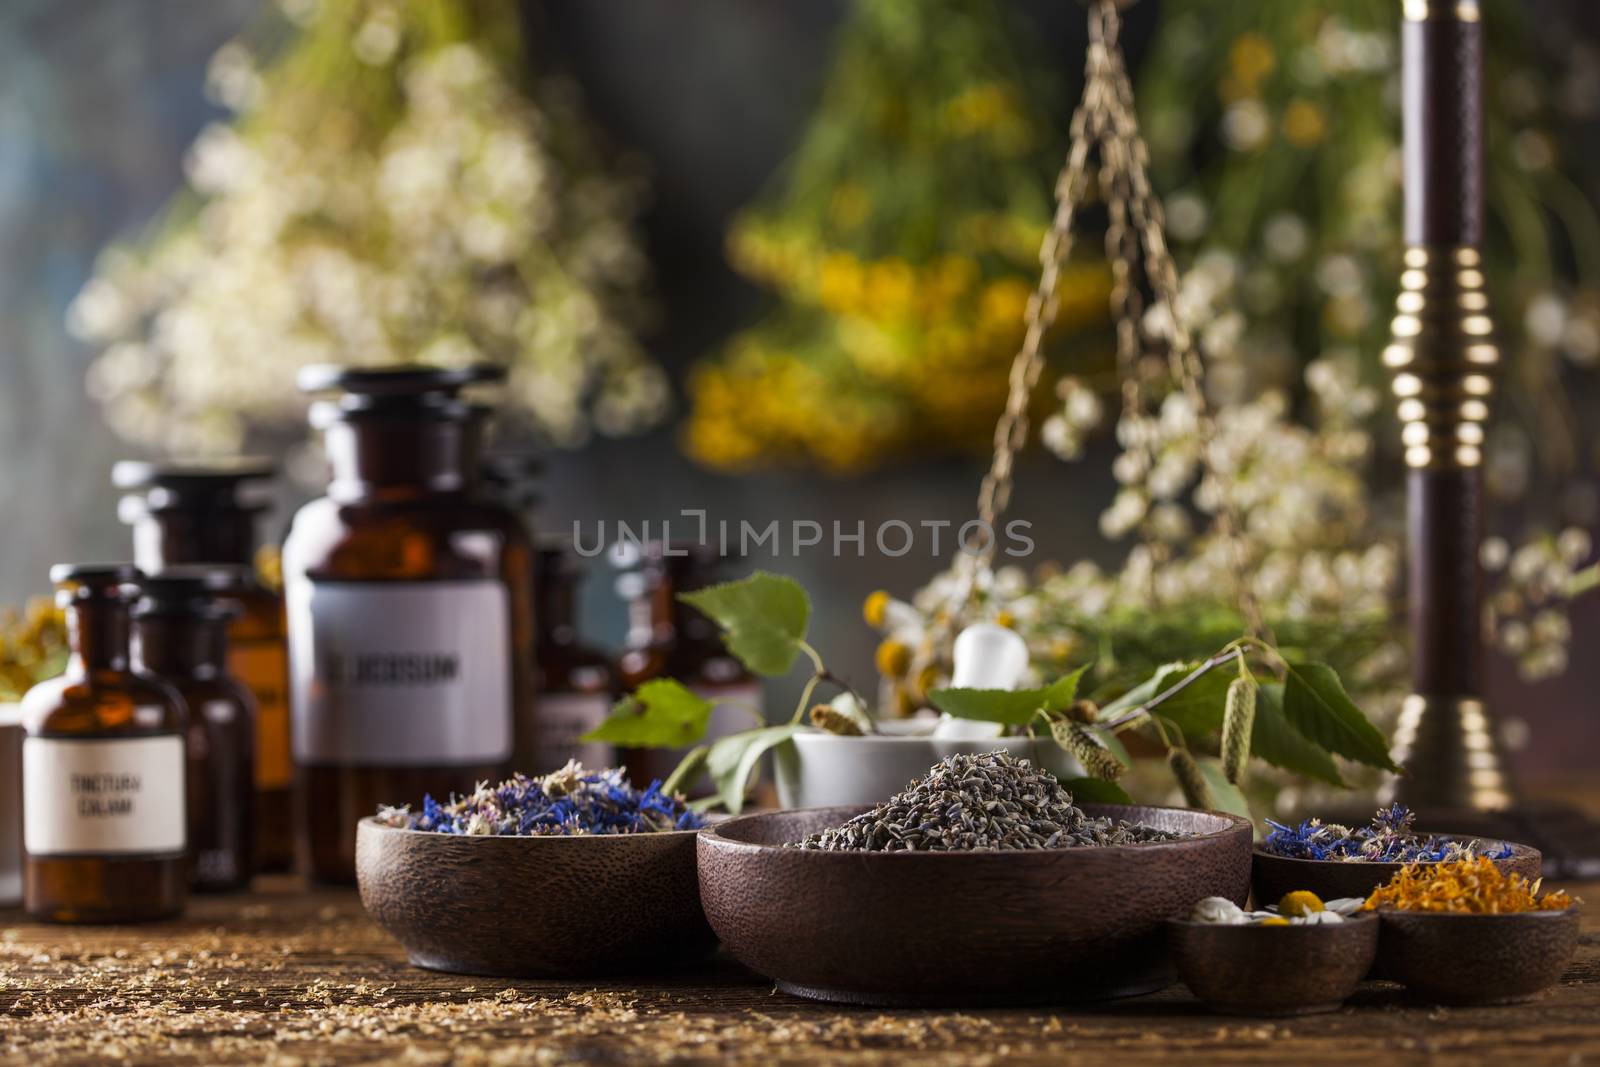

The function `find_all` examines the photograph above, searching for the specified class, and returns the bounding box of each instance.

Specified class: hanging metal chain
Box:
[969,1,1118,571]
[1096,27,1270,641]
[957,0,1269,643]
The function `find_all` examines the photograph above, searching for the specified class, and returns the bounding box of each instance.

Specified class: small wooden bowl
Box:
[355,817,714,978]
[1252,839,1541,908]
[1166,913,1379,1016]
[698,803,1254,1007]
[1374,907,1581,1005]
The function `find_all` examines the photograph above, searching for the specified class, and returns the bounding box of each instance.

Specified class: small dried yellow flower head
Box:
[862,589,892,629]
[912,662,944,700]
[874,638,913,678]
[994,609,1016,629]
[1282,99,1328,148]
[255,544,284,592]
[1047,635,1079,662]
[1278,890,1325,918]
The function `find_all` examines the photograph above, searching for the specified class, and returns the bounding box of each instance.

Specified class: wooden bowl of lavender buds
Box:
[356,764,715,978]
[1252,804,1541,907]
[697,751,1254,1007]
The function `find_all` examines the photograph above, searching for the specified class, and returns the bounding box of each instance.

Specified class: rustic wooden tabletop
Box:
[3,823,1598,1065]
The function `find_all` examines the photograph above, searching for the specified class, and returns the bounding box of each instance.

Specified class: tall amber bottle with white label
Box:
[113,459,293,873]
[283,365,533,883]
[133,569,256,892]
[22,565,188,923]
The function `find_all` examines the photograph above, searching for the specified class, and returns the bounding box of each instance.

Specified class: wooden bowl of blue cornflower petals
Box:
[1251,804,1541,908]
[356,763,714,978]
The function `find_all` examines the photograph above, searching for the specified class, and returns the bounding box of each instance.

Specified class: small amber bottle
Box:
[133,569,256,892]
[114,459,293,873]
[21,565,188,923]
[615,543,762,786]
[283,365,533,882]
[529,543,617,772]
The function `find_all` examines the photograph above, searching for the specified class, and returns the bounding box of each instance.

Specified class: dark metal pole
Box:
[1383,0,1513,809]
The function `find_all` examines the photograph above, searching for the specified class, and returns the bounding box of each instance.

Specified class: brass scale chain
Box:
[955,0,1267,643]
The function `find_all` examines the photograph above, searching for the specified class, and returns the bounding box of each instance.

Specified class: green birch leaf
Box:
[705,724,802,815]
[930,666,1086,726]
[678,571,811,677]
[1149,667,1231,739]
[1252,683,1345,787]
[582,679,713,747]
[928,668,1088,726]
[1039,665,1089,712]
[928,687,1044,725]
[1058,777,1134,805]
[1282,662,1401,772]
[1195,757,1254,823]
[1096,660,1230,739]
[1094,665,1172,718]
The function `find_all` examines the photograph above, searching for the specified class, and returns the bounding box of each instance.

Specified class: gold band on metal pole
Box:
[1384,245,1499,470]
[1403,0,1480,21]
[1382,694,1513,809]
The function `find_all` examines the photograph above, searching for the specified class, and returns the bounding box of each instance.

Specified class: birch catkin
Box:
[1221,675,1257,784]
[809,704,864,736]
[1168,747,1216,810]
[1053,720,1126,781]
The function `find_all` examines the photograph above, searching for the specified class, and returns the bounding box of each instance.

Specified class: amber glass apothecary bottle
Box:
[114,459,292,873]
[21,565,188,923]
[615,543,761,787]
[529,542,617,772]
[133,569,256,892]
[283,365,533,883]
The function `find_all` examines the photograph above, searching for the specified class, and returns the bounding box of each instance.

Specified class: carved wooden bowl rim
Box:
[1251,837,1542,869]
[355,813,717,844]
[700,803,1255,860]
[1166,910,1381,930]
[1372,904,1581,921]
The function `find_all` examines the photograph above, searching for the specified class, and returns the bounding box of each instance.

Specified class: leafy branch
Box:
[585,570,1401,822]
[584,572,864,814]
[929,632,1400,821]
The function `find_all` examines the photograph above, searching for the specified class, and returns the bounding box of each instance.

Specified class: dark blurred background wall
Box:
[1,0,1595,771]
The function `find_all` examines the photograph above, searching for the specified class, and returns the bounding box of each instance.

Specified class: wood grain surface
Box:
[1,829,1597,1065]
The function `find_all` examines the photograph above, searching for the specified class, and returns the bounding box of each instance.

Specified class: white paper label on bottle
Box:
[23,736,186,856]
[530,692,615,772]
[287,579,512,766]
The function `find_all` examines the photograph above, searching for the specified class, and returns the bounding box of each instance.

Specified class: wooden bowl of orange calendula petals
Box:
[1365,856,1582,1005]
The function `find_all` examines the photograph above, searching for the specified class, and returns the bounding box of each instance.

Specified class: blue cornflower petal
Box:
[377,764,706,836]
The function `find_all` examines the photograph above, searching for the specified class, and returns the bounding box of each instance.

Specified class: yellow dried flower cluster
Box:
[685,0,1111,472]
[0,598,67,701]
[1364,856,1578,914]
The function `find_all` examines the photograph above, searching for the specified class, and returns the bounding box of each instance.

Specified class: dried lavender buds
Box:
[794,750,1183,852]
[1261,804,1513,863]
[375,762,706,836]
